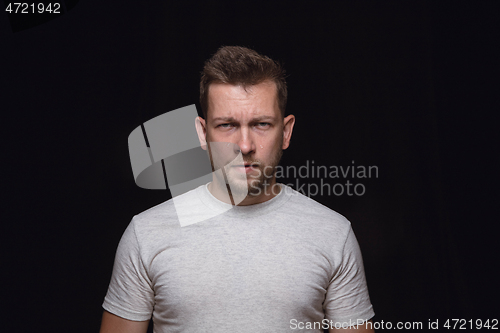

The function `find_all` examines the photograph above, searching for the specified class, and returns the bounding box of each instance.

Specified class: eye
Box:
[218,123,233,128]
[257,122,271,128]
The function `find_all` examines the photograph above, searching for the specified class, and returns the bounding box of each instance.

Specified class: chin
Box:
[247,179,266,196]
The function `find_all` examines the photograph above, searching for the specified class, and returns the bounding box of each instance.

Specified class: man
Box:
[100,46,375,332]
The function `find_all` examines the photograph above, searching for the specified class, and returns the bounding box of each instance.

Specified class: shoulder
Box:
[133,198,177,227]
[277,185,355,257]
[130,186,203,235]
[119,188,202,261]
[282,185,351,229]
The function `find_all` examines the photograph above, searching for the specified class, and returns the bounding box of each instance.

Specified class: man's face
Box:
[200,81,291,196]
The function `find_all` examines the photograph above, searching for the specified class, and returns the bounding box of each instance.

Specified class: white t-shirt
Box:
[103,184,374,332]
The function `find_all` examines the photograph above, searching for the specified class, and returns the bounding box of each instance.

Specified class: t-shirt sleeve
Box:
[102,217,154,321]
[323,226,374,326]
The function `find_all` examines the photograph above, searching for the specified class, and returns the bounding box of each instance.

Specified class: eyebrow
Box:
[212,116,276,123]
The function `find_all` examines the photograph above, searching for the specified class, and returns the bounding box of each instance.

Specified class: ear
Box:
[282,114,295,150]
[195,116,208,150]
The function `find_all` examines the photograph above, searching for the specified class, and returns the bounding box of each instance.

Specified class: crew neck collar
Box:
[196,183,291,219]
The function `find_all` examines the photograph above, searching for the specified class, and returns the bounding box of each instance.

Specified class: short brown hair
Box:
[200,46,287,119]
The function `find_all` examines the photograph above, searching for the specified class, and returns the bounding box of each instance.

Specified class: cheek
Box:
[261,130,282,148]
[205,128,214,141]
[260,139,282,160]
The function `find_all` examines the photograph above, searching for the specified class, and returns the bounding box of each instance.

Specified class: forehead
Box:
[207,81,279,120]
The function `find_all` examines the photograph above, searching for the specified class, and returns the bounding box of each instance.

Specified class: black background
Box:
[2,1,499,332]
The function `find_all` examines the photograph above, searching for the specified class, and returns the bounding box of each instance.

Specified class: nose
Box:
[236,126,255,155]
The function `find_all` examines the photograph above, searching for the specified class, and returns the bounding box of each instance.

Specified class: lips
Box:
[232,162,259,168]
[231,162,259,173]
[239,163,259,168]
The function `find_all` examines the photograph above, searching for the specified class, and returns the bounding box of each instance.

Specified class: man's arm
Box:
[329,319,375,333]
[99,310,150,333]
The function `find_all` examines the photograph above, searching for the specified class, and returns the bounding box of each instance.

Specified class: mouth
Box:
[232,162,259,173]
